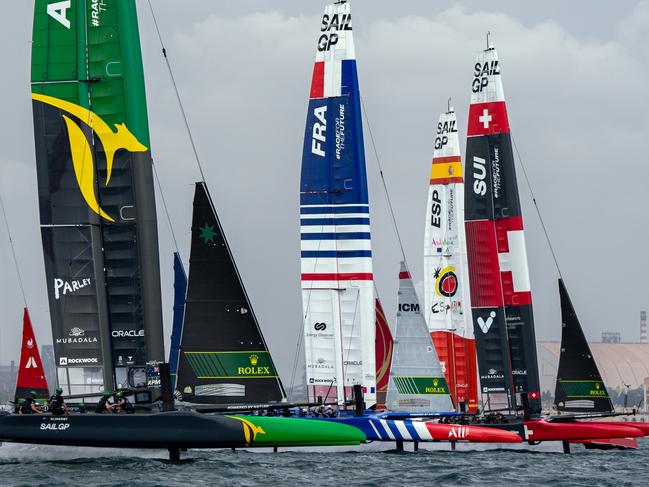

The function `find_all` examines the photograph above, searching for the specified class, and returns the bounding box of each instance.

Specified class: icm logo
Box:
[314,322,327,331]
[47,1,71,29]
[111,330,144,338]
[311,106,327,157]
[398,303,420,312]
[430,190,441,228]
[472,156,487,196]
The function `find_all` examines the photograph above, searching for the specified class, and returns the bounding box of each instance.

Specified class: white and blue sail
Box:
[300,1,376,407]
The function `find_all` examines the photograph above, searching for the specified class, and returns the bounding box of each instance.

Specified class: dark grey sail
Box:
[554,279,613,412]
[31,1,164,394]
[175,183,285,404]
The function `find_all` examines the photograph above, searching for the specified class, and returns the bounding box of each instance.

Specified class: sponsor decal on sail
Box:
[184,351,278,379]
[31,94,148,223]
[477,311,497,333]
[46,1,71,29]
[559,380,609,398]
[54,278,92,300]
[434,266,458,297]
[392,376,449,395]
[111,330,144,338]
[59,357,99,366]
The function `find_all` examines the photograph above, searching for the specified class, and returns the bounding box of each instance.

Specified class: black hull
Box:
[0,411,248,449]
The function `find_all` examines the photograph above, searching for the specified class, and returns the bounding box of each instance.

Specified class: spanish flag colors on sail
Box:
[424,108,478,413]
[300,2,377,406]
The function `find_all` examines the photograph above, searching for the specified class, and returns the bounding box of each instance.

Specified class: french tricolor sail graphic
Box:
[424,107,478,413]
[300,1,377,406]
[464,44,541,413]
[15,308,49,401]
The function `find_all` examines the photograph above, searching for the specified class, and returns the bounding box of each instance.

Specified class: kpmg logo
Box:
[54,278,92,300]
[32,93,148,222]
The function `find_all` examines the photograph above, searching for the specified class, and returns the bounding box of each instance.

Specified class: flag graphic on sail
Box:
[554,279,613,412]
[300,2,377,406]
[464,43,541,413]
[424,107,478,413]
[31,0,164,393]
[15,308,49,401]
[375,298,393,409]
[386,263,453,412]
[175,183,285,404]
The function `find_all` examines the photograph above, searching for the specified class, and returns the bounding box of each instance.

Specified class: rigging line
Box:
[0,193,27,307]
[511,136,563,279]
[360,95,411,273]
[152,160,181,256]
[146,0,206,183]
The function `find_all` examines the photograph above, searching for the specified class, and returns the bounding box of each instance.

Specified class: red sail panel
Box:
[431,331,478,413]
[15,308,49,400]
[465,220,504,308]
[375,298,393,409]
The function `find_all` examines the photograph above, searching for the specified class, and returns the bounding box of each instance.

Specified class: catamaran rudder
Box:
[463,41,541,414]
[300,1,377,407]
[424,106,478,413]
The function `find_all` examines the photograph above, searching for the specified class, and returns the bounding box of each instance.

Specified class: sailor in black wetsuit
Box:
[48,387,69,415]
[115,392,135,414]
[95,390,115,414]
[21,391,42,414]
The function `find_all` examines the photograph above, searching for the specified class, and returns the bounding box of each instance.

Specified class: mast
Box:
[31,0,163,394]
[554,279,613,412]
[175,183,285,404]
[300,1,377,407]
[386,263,453,412]
[464,42,541,414]
[424,106,478,413]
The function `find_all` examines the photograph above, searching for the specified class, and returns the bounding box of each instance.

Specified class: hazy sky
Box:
[1,1,648,391]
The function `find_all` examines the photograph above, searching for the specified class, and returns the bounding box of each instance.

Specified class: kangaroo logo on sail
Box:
[472,156,487,196]
[472,60,500,93]
[32,94,148,222]
[311,105,327,157]
[54,278,92,300]
[318,12,352,51]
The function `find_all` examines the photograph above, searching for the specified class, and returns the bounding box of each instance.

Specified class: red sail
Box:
[14,308,49,401]
[374,299,393,409]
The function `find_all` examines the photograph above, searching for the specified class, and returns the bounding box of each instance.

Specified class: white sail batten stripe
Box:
[300,225,371,234]
[300,213,371,220]
[300,241,372,252]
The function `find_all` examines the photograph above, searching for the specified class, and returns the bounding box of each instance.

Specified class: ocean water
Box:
[0,440,645,486]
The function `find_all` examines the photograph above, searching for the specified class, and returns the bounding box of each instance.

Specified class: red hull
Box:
[571,437,638,450]
[431,331,478,413]
[587,421,649,436]
[424,422,522,443]
[523,420,644,442]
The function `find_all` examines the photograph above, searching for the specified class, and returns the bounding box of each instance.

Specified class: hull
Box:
[0,412,364,448]
[314,416,521,443]
[484,419,644,442]
[572,438,638,450]
[587,421,649,436]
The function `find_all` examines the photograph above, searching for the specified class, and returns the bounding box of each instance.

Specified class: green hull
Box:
[232,416,366,447]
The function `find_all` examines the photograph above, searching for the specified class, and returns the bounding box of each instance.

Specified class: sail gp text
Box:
[40,422,70,431]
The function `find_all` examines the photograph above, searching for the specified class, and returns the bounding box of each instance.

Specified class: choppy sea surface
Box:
[0,439,646,486]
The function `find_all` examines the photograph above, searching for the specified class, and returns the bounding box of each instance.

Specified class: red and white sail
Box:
[14,308,49,401]
[423,108,477,412]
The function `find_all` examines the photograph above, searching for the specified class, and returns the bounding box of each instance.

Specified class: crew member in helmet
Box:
[22,391,42,414]
[48,387,69,415]
[95,390,115,414]
[115,391,135,414]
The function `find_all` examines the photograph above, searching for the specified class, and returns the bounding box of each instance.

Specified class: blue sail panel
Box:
[169,252,187,389]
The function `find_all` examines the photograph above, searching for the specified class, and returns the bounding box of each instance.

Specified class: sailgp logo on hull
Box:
[32,93,148,222]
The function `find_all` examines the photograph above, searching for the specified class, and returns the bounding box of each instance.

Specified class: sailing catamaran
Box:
[461,39,644,447]
[424,106,478,413]
[0,0,369,457]
[297,2,521,446]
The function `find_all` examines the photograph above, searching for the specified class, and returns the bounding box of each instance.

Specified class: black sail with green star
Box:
[175,182,285,404]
